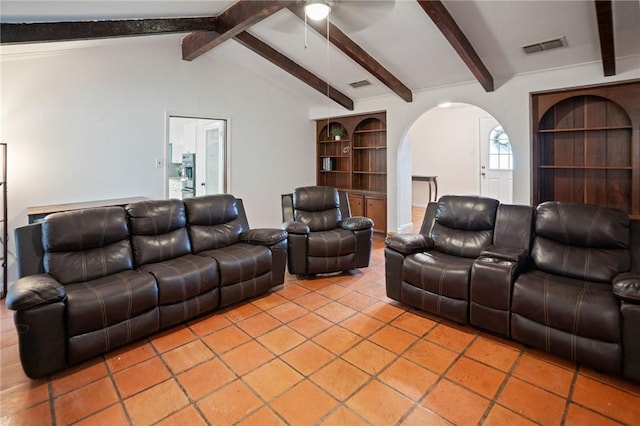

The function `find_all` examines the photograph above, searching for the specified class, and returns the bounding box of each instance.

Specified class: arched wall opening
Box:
[398,102,514,228]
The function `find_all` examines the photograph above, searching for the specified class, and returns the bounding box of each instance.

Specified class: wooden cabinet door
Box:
[348,194,364,217]
[366,196,386,234]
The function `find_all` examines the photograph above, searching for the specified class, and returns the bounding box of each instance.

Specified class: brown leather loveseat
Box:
[385,196,640,383]
[6,194,287,378]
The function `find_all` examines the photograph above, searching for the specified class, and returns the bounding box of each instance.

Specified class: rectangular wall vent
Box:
[349,79,371,88]
[522,36,567,55]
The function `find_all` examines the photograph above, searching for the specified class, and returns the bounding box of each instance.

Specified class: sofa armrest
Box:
[480,245,528,264]
[283,220,310,235]
[6,274,67,311]
[241,228,288,246]
[385,234,433,254]
[613,272,640,303]
[341,216,373,231]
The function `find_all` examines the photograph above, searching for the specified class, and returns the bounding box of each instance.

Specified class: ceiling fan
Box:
[302,0,396,33]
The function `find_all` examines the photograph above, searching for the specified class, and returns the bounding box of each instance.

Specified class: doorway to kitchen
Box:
[167,115,227,200]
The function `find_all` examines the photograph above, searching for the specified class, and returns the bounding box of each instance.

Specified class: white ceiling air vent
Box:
[522,36,567,55]
[349,79,372,88]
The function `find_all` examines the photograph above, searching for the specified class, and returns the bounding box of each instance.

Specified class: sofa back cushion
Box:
[430,195,499,258]
[532,201,630,282]
[184,194,245,253]
[43,206,133,284]
[293,186,341,232]
[126,199,191,266]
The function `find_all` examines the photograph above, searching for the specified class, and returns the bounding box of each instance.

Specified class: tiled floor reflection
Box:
[2,210,640,425]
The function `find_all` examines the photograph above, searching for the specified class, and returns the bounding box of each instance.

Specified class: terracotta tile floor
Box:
[2,213,640,425]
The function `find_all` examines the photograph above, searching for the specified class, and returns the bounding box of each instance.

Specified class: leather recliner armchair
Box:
[385,195,500,324]
[511,201,637,376]
[282,186,373,275]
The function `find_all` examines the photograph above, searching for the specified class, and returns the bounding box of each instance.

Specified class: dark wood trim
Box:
[594,0,616,76]
[0,17,216,44]
[181,0,293,61]
[417,0,494,92]
[286,5,413,103]
[234,32,354,110]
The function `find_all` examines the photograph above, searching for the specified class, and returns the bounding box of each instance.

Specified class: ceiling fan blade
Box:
[331,0,395,33]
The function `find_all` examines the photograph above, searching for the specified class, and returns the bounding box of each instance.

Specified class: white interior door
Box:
[479,117,513,203]
[203,122,226,195]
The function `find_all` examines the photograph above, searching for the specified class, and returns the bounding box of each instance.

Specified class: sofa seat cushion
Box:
[307,229,356,257]
[138,255,218,305]
[199,243,272,287]
[403,251,474,300]
[512,270,620,343]
[66,270,158,337]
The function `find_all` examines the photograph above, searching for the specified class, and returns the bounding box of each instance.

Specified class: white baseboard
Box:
[397,222,414,233]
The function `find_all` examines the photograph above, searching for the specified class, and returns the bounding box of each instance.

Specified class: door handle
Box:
[481,172,486,177]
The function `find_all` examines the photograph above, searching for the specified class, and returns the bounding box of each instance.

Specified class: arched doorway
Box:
[403,103,513,223]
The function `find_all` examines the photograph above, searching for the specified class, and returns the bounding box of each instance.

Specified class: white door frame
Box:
[165,114,229,199]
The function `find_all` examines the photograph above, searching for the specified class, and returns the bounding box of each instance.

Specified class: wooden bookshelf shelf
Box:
[538,166,632,170]
[531,80,640,216]
[316,112,387,233]
[538,125,632,133]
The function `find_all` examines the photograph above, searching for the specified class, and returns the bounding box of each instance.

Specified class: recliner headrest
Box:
[435,195,499,231]
[535,201,629,249]
[294,186,340,211]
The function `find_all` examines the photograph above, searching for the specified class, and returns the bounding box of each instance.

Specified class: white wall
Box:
[311,56,640,233]
[0,36,316,285]
[410,104,493,207]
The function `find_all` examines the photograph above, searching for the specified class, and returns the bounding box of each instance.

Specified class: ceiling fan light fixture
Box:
[305,0,331,21]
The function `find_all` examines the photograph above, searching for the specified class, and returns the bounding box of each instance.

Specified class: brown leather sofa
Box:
[6,194,287,378]
[385,196,640,382]
[282,186,373,275]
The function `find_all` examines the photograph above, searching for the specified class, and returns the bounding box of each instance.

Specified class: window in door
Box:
[488,125,513,170]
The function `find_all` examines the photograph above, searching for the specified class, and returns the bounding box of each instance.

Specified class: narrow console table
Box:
[27,196,148,224]
[412,176,438,203]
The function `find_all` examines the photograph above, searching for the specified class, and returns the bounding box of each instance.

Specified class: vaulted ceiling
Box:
[2,0,639,111]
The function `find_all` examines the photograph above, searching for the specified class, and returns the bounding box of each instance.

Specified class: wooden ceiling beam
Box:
[417,0,494,92]
[594,0,616,76]
[286,5,413,103]
[234,32,354,110]
[0,17,216,44]
[182,0,294,61]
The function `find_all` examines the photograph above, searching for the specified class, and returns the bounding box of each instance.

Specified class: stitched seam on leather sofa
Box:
[83,282,110,350]
[543,275,551,351]
[572,288,586,361]
[117,272,134,343]
[584,208,601,281]
[182,257,203,316]
[436,266,447,316]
